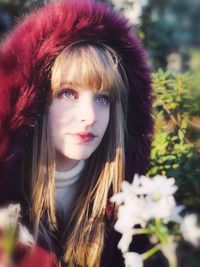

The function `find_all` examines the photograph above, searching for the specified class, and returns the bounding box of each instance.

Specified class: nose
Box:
[78,100,97,126]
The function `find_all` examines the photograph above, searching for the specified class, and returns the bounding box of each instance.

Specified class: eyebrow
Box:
[60,81,81,88]
[59,81,110,95]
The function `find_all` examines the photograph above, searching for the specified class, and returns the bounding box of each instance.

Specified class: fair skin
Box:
[48,81,110,171]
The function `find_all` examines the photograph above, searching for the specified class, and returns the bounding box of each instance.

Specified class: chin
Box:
[65,152,93,161]
[74,154,92,160]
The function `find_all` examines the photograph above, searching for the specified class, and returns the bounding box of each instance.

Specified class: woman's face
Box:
[48,82,110,170]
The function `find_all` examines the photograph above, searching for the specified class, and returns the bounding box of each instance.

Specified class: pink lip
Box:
[70,132,96,142]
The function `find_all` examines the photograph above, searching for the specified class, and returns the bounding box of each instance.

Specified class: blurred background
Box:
[0,0,200,266]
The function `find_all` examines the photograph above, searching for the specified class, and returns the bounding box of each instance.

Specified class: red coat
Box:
[17,246,58,267]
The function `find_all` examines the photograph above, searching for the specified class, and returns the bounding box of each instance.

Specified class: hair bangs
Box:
[51,43,126,103]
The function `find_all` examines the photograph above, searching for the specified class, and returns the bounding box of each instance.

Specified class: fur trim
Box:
[0,0,153,201]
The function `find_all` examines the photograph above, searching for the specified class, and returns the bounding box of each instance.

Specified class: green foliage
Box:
[148,69,200,209]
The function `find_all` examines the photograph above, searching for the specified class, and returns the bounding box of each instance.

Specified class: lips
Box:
[70,132,96,142]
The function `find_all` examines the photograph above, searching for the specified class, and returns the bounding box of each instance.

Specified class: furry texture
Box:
[0,0,153,203]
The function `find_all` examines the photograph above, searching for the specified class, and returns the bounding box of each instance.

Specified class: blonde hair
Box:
[27,42,129,267]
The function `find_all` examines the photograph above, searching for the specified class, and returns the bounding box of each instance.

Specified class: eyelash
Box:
[57,89,77,99]
[57,89,110,105]
[95,95,110,105]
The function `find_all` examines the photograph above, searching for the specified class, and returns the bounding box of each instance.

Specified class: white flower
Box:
[113,174,177,200]
[7,204,21,228]
[111,175,182,227]
[0,207,9,228]
[111,180,139,206]
[118,233,133,253]
[167,204,184,224]
[137,175,182,222]
[124,174,143,195]
[0,204,21,229]
[111,179,149,238]
[180,214,200,247]
[18,225,34,246]
[111,174,185,258]
[114,197,147,233]
[124,252,143,267]
[144,195,183,223]
[138,175,178,197]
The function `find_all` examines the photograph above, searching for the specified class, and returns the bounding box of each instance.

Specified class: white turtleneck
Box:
[55,160,85,219]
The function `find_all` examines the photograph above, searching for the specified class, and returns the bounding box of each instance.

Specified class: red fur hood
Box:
[0,0,153,202]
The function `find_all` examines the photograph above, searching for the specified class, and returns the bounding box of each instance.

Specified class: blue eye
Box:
[96,95,110,105]
[63,91,75,99]
[57,89,77,100]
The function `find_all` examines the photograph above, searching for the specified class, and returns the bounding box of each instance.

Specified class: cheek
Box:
[48,108,59,132]
[48,104,68,129]
[99,110,110,133]
[48,105,67,141]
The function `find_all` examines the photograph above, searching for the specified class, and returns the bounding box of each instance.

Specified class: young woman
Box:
[0,0,153,266]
